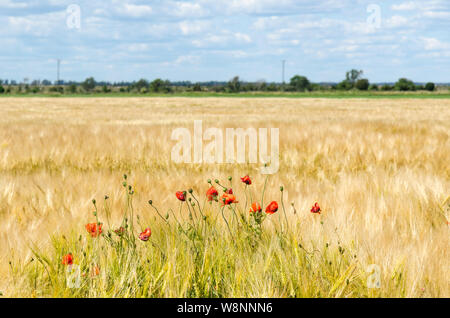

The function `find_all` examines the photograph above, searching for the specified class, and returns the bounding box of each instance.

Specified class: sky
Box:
[1,0,449,83]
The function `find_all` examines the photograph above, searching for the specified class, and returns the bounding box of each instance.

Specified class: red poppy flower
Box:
[221,193,238,205]
[62,253,73,265]
[240,175,252,185]
[176,191,186,201]
[249,202,262,213]
[206,186,219,201]
[85,223,103,237]
[225,188,233,194]
[139,227,152,241]
[310,202,321,214]
[265,201,278,214]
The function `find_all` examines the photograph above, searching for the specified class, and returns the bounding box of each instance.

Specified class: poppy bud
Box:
[104,195,109,200]
[148,200,153,205]
[214,179,219,183]
[92,199,96,205]
[123,174,127,180]
[280,186,284,192]
[207,179,211,184]
[228,176,232,181]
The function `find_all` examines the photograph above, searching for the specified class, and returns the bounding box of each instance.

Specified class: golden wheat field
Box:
[0,97,448,298]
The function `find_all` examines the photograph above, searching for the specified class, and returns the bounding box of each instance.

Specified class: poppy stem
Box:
[260,175,269,209]
[149,203,171,228]
[281,191,289,232]
[221,206,234,241]
[190,192,205,218]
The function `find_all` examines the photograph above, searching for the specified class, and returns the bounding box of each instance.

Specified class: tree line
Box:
[0,69,441,95]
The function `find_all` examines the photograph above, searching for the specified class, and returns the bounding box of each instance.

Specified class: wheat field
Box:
[0,97,448,298]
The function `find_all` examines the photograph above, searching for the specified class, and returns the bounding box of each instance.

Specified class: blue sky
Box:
[1,0,449,83]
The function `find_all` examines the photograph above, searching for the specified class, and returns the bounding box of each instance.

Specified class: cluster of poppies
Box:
[62,174,323,267]
[176,175,319,216]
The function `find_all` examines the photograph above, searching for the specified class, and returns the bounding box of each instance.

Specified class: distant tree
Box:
[227,76,241,93]
[424,82,435,91]
[0,85,4,94]
[193,83,202,92]
[150,79,171,93]
[394,78,415,91]
[346,69,363,85]
[289,75,311,92]
[369,84,378,91]
[67,84,77,94]
[82,77,96,92]
[355,79,370,90]
[49,86,64,93]
[381,84,393,91]
[134,79,149,91]
[41,79,51,86]
[336,80,353,90]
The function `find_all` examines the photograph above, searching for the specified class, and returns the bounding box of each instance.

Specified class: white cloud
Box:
[234,33,252,43]
[179,20,210,35]
[385,15,410,28]
[422,11,450,19]
[174,55,200,64]
[120,4,152,18]
[127,43,149,52]
[171,1,207,17]
[0,0,28,8]
[422,37,450,50]
[391,2,417,11]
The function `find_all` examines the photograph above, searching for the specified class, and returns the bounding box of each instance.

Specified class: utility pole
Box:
[282,59,286,90]
[57,59,60,85]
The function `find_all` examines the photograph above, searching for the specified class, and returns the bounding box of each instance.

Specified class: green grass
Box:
[1,91,450,99]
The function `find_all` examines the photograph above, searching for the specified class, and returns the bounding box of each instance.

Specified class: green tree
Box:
[394,78,415,91]
[227,76,241,93]
[424,82,435,91]
[289,75,311,92]
[82,77,96,92]
[336,80,353,90]
[150,79,171,93]
[355,79,370,90]
[346,69,363,85]
[0,85,4,94]
[67,84,77,94]
[193,83,202,92]
[134,79,149,91]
